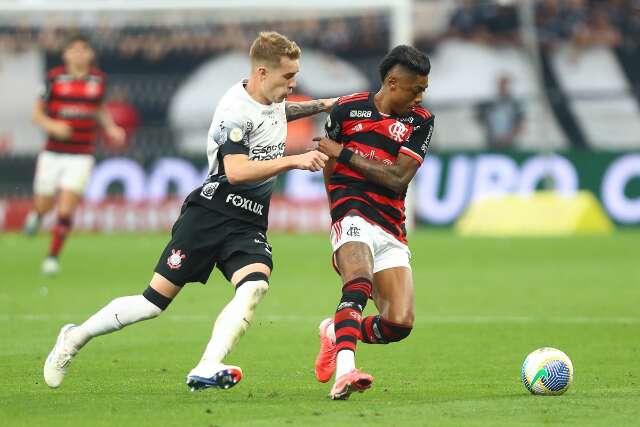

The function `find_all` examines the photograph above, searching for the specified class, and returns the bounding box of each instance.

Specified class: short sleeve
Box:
[213,117,252,157]
[399,117,434,166]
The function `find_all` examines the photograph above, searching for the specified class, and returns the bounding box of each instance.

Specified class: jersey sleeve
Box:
[399,116,434,166]
[213,116,253,157]
[324,103,345,143]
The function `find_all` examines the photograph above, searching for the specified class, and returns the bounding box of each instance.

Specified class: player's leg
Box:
[43,273,180,388]
[324,216,375,399]
[24,151,58,236]
[41,189,81,274]
[186,257,271,391]
[42,154,94,274]
[361,266,414,344]
[43,202,207,388]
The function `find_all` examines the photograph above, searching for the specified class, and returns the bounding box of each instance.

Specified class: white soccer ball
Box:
[521,347,573,395]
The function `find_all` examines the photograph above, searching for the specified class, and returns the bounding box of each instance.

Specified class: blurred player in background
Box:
[23,35,126,275]
[43,31,335,392]
[314,45,435,400]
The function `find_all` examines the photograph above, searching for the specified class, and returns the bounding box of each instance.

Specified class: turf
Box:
[1,231,639,426]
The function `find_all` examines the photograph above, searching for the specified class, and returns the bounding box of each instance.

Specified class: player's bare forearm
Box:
[224,151,326,185]
[224,155,296,185]
[315,136,418,194]
[32,101,54,129]
[285,98,337,122]
[346,153,417,194]
[96,104,116,128]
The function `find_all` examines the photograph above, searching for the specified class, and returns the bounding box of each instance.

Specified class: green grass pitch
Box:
[1,231,639,426]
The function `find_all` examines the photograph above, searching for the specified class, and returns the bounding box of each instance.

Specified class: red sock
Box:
[48,216,72,258]
[334,277,372,354]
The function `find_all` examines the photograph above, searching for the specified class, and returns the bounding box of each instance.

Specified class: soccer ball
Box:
[521,347,573,395]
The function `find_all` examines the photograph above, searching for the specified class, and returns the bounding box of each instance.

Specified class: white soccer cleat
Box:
[186,363,243,391]
[44,324,78,388]
[41,257,60,276]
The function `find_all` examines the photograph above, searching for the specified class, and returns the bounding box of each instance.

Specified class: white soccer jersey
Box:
[185,80,288,227]
[206,80,287,177]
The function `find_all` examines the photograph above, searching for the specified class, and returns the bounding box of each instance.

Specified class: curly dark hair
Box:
[379,45,430,81]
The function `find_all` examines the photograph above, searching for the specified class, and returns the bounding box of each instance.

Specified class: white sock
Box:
[67,295,162,349]
[336,350,355,378]
[197,280,268,367]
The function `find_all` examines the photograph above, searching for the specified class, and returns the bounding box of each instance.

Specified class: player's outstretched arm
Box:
[314,136,419,194]
[285,98,338,122]
[223,151,328,185]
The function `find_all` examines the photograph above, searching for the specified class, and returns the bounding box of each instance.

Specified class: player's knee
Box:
[235,272,269,298]
[342,269,373,285]
[142,286,173,314]
[380,317,413,342]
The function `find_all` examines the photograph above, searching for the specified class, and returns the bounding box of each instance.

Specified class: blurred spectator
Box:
[445,0,520,46]
[475,75,525,149]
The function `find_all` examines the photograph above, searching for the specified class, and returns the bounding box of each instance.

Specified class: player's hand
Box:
[319,98,339,113]
[295,150,328,172]
[48,120,73,140]
[313,136,343,159]
[105,125,126,146]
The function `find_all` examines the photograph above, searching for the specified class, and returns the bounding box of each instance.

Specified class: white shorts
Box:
[331,214,412,274]
[33,151,95,196]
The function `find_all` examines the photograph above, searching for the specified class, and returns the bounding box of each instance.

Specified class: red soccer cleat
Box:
[329,368,373,400]
[315,318,336,383]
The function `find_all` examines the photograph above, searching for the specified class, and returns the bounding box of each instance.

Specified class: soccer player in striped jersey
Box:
[24,35,125,275]
[314,45,435,400]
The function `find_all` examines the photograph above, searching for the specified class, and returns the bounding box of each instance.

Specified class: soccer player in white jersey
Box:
[43,32,334,391]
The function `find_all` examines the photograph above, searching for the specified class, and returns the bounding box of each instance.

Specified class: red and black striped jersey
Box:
[42,66,107,154]
[325,92,435,244]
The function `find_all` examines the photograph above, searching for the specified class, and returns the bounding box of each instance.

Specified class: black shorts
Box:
[154,203,273,286]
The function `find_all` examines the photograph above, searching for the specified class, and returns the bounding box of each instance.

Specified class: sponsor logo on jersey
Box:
[226,193,264,216]
[423,124,434,151]
[200,182,220,200]
[167,249,186,270]
[388,121,408,142]
[349,110,372,118]
[251,142,285,161]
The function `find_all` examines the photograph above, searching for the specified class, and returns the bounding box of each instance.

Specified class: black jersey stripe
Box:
[330,186,403,222]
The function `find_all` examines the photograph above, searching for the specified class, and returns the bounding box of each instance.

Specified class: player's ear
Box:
[386,75,397,90]
[256,65,268,81]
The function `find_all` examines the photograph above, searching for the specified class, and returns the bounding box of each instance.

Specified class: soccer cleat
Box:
[315,318,336,383]
[186,363,243,391]
[23,211,41,236]
[329,368,373,400]
[44,324,78,388]
[42,256,60,276]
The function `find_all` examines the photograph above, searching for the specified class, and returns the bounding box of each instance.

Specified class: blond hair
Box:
[249,31,301,68]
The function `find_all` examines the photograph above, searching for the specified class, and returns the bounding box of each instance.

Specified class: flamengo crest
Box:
[167,249,186,270]
[388,121,408,142]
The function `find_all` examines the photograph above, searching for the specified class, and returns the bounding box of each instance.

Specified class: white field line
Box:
[0,314,639,324]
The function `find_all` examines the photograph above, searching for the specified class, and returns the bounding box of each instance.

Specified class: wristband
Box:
[337,148,354,164]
